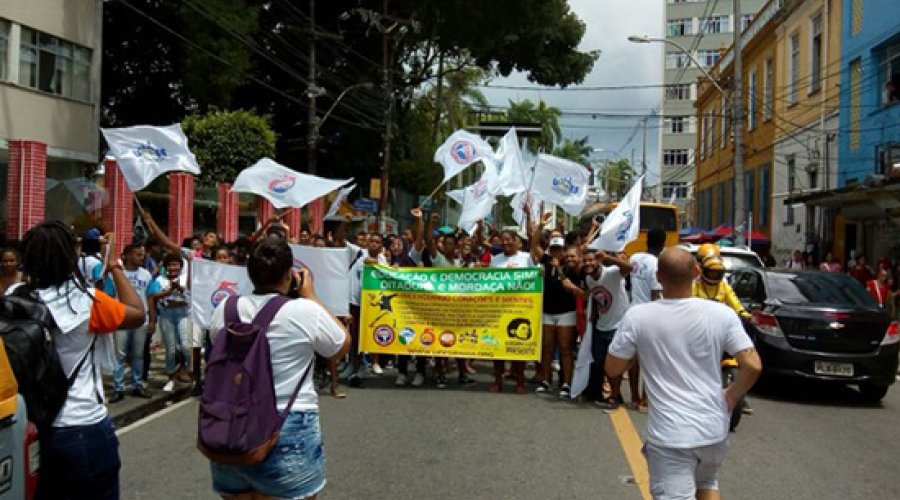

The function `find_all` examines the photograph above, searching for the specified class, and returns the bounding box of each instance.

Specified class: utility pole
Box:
[732,0,746,244]
[378,0,391,233]
[306,0,318,175]
[641,115,648,177]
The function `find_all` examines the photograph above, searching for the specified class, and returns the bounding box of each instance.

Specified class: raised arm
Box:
[425,212,439,257]
[410,208,426,252]
[136,203,181,255]
[598,250,633,276]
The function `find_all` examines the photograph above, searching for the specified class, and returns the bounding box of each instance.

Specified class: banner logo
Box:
[210,280,239,307]
[268,175,297,194]
[133,141,168,162]
[373,325,395,347]
[551,176,580,196]
[616,210,634,242]
[420,328,436,346]
[399,327,416,346]
[451,141,476,164]
[592,286,613,313]
[439,331,456,348]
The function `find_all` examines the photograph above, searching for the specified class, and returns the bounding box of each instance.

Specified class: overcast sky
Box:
[481,0,665,185]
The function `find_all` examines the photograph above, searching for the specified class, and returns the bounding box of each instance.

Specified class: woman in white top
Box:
[22,223,146,500]
[207,237,351,500]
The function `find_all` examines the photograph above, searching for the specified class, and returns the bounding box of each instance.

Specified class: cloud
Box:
[482,0,665,184]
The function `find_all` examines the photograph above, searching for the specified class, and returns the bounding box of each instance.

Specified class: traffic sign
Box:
[353,198,378,213]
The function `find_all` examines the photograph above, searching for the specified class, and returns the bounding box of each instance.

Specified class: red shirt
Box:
[866,280,890,308]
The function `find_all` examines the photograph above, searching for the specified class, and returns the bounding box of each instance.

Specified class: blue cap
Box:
[82,228,101,240]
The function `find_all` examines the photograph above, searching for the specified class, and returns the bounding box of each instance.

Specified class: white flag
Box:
[290,245,350,316]
[449,172,496,230]
[530,154,590,216]
[232,158,351,209]
[190,259,253,331]
[324,183,356,220]
[493,128,529,195]
[510,191,541,228]
[101,124,201,191]
[590,176,644,252]
[668,189,677,205]
[434,130,494,184]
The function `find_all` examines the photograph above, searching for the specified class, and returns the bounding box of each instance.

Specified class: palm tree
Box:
[599,159,637,199]
[552,136,592,164]
[505,99,562,153]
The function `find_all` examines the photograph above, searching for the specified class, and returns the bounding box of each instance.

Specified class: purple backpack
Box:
[198,295,313,465]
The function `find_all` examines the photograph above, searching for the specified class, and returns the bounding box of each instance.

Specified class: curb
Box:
[110,387,194,429]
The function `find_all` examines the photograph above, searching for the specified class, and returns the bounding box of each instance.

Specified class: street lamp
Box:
[627,35,726,96]
[307,82,374,174]
[317,82,375,130]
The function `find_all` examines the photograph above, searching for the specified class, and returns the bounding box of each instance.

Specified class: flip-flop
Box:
[331,389,347,399]
[488,383,502,393]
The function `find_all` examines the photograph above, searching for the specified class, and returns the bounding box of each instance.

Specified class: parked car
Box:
[730,269,899,401]
[679,243,764,275]
[0,338,39,500]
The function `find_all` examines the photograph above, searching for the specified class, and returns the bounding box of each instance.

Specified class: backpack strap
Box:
[281,358,314,417]
[223,295,242,325]
[250,295,291,331]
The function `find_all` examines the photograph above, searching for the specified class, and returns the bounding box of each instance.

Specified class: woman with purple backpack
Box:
[205,237,351,499]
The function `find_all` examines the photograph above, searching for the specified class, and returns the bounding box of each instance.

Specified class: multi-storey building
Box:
[663,0,765,225]
[0,0,103,240]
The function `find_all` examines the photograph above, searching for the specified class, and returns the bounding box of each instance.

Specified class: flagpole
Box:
[419,181,445,208]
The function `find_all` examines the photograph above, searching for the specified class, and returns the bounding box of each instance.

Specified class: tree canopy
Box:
[182,110,277,187]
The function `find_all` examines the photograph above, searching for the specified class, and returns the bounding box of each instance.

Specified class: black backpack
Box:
[0,286,85,429]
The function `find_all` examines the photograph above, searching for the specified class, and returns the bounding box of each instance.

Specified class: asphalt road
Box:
[117,367,900,500]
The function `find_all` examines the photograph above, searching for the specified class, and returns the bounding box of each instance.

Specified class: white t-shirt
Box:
[78,254,101,283]
[584,265,630,331]
[432,252,462,268]
[209,294,346,411]
[348,245,388,307]
[490,251,534,268]
[629,252,662,305]
[152,274,191,309]
[609,298,754,448]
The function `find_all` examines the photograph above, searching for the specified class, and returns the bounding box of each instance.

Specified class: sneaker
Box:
[535,381,551,394]
[348,373,363,388]
[131,386,152,399]
[339,363,354,380]
[372,363,384,375]
[175,367,194,383]
[559,384,571,400]
[395,373,408,386]
[412,372,425,387]
[551,361,561,373]
[162,380,175,393]
[458,375,477,387]
[109,391,125,404]
[436,375,447,389]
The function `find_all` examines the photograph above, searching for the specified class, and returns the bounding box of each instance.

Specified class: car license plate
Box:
[814,361,854,377]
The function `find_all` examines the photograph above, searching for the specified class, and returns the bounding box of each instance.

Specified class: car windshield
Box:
[721,254,762,272]
[767,273,878,307]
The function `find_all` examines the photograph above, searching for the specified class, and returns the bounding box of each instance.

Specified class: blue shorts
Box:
[210,410,326,499]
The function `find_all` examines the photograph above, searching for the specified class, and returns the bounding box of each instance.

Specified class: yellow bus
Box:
[577,202,680,255]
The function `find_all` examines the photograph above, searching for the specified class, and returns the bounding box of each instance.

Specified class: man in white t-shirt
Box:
[346,231,388,387]
[606,248,761,500]
[626,228,667,410]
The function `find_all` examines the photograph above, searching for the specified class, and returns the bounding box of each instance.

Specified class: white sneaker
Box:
[163,380,175,393]
[551,361,561,373]
[395,373,408,386]
[372,363,384,375]
[412,372,425,387]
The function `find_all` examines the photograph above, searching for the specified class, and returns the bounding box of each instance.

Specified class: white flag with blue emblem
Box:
[530,154,590,216]
[590,176,644,252]
[324,183,356,220]
[190,259,253,331]
[449,169,497,231]
[493,127,529,195]
[232,158,351,209]
[101,124,201,191]
[434,130,495,184]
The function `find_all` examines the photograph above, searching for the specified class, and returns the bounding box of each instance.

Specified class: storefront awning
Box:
[784,177,900,220]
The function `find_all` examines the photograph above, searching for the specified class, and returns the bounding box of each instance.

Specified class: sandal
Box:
[488,383,503,393]
[330,388,347,399]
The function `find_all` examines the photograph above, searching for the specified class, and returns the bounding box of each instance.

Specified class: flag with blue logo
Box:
[448,169,497,231]
[530,154,590,216]
[589,176,644,252]
[101,124,201,191]
[232,158,351,209]
[190,259,254,331]
[434,130,495,184]
[492,127,530,195]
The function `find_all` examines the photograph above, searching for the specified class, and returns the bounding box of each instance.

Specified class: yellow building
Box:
[695,0,783,237]
[772,0,841,262]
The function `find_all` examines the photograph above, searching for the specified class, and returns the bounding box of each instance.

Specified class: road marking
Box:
[116,398,194,437]
[608,408,651,500]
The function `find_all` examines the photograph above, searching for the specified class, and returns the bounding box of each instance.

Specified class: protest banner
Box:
[289,245,350,317]
[190,259,254,331]
[359,266,543,361]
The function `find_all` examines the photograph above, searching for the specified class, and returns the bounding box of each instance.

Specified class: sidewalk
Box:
[105,351,195,429]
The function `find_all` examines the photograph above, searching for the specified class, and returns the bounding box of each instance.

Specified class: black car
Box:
[730,269,899,402]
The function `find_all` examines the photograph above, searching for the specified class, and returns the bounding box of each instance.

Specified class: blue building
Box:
[837,0,900,186]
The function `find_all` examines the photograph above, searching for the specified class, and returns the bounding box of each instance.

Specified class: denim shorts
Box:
[210,410,326,499]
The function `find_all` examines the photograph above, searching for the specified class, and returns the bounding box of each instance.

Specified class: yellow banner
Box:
[359,265,543,361]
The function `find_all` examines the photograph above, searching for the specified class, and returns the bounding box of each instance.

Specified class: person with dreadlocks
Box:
[18,222,145,500]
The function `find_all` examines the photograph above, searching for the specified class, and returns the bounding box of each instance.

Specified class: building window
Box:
[763,58,773,121]
[748,69,757,130]
[663,149,689,167]
[699,16,729,34]
[698,49,721,68]
[663,182,689,200]
[668,18,694,37]
[852,0,863,36]
[808,163,818,189]
[665,83,693,100]
[786,155,796,225]
[882,42,900,105]
[744,170,755,215]
[788,32,800,105]
[758,165,770,229]
[850,58,862,150]
[810,13,823,93]
[709,109,717,152]
[0,20,9,81]
[666,52,691,69]
[741,14,754,32]
[17,26,91,101]
[666,116,687,134]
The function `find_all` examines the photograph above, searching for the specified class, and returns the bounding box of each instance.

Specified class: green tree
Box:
[599,159,637,199]
[552,137,592,164]
[182,110,277,187]
[505,99,562,153]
